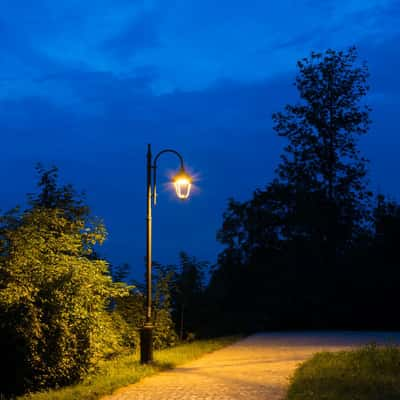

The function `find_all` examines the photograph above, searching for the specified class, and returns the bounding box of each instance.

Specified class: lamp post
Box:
[141,144,192,364]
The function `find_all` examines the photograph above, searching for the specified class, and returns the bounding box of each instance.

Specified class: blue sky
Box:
[1,0,399,278]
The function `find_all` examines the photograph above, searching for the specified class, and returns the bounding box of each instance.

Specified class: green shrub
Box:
[113,264,179,352]
[0,167,130,395]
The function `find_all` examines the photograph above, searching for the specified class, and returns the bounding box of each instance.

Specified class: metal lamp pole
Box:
[140,144,154,364]
[140,144,191,364]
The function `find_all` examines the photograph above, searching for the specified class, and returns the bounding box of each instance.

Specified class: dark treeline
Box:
[204,46,400,334]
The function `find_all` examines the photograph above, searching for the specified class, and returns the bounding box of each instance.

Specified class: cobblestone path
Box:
[101,332,400,400]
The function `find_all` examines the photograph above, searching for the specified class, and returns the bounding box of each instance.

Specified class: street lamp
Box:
[140,144,193,364]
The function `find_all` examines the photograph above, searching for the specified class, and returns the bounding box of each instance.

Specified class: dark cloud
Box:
[102,10,162,59]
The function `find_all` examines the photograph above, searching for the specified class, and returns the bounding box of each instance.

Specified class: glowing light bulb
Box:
[173,170,192,199]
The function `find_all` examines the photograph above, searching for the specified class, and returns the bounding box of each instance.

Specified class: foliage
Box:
[374,194,400,246]
[27,164,90,220]
[171,252,208,340]
[108,263,142,350]
[217,47,373,260]
[114,253,210,347]
[16,337,240,400]
[111,262,179,351]
[209,46,400,334]
[273,46,371,245]
[286,345,400,400]
[0,167,129,395]
[152,263,178,348]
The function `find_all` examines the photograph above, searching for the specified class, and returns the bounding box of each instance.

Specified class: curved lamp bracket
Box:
[152,149,187,205]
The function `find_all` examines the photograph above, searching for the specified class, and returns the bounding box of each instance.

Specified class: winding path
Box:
[101,331,400,400]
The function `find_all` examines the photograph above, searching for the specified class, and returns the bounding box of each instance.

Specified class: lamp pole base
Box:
[140,323,153,364]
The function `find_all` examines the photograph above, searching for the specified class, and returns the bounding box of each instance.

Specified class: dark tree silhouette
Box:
[28,163,89,220]
[172,252,208,340]
[273,46,372,247]
[209,47,381,333]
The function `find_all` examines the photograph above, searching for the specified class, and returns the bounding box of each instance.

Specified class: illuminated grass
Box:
[18,336,240,400]
[285,344,400,400]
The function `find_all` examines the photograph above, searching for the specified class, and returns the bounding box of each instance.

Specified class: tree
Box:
[152,263,179,347]
[374,194,400,246]
[211,47,373,333]
[273,46,371,246]
[172,252,208,340]
[27,163,89,220]
[271,47,373,325]
[112,261,179,351]
[213,185,301,333]
[0,167,129,394]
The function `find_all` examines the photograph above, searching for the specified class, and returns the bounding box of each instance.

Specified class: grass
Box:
[17,336,240,400]
[286,344,400,400]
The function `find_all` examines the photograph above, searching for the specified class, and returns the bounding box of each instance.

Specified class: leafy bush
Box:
[0,168,130,395]
[112,264,178,351]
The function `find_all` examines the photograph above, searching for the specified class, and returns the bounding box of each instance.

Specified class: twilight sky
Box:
[1,0,399,279]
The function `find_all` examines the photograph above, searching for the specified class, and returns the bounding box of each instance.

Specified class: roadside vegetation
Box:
[18,337,238,400]
[0,166,212,398]
[286,345,400,400]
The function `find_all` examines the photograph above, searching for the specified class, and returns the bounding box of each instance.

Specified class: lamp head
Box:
[173,168,192,200]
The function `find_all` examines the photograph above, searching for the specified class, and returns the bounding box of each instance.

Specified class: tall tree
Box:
[273,46,371,245]
[211,47,373,333]
[172,252,208,340]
